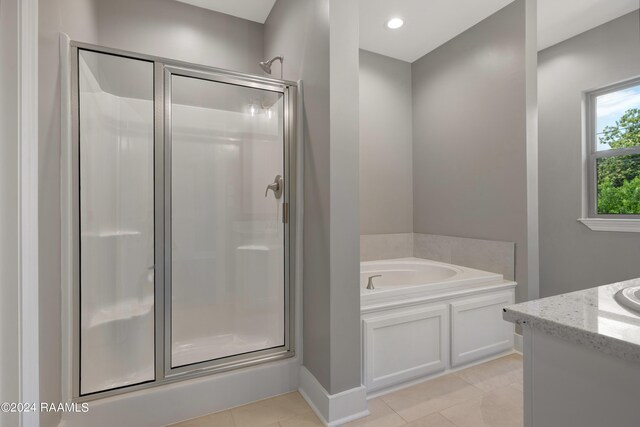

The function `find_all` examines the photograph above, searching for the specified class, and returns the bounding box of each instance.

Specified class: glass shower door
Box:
[77,50,155,395]
[167,71,288,369]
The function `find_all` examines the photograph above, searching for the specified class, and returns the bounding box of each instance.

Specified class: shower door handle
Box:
[264,175,283,199]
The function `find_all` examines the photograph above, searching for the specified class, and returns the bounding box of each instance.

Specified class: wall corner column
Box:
[525,0,540,301]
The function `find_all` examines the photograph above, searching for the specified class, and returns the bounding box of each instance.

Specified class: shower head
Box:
[259,55,284,77]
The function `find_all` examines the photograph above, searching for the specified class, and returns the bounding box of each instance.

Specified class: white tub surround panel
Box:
[414,234,515,281]
[360,233,414,261]
[503,278,640,363]
[412,234,454,264]
[361,258,516,395]
[504,279,640,427]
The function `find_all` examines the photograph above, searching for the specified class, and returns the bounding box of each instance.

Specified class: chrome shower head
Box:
[259,55,284,77]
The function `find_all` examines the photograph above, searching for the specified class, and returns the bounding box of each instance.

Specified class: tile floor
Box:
[169,353,523,427]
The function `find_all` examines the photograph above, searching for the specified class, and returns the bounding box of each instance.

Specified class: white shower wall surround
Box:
[360,233,515,280]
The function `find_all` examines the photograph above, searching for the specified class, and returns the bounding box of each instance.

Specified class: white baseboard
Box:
[298,366,369,427]
[61,358,300,427]
[514,333,523,354]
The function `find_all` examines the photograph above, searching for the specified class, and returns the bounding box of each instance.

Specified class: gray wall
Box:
[524,0,539,301]
[328,0,361,394]
[93,0,264,75]
[39,2,266,424]
[265,0,332,392]
[538,11,640,297]
[39,2,99,425]
[1,1,20,426]
[265,0,362,395]
[411,0,531,303]
[359,50,413,235]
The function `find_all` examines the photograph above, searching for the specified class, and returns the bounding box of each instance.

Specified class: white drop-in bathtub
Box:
[359,257,516,395]
[360,257,507,309]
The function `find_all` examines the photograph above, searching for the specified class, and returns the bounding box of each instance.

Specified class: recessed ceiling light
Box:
[386,17,404,30]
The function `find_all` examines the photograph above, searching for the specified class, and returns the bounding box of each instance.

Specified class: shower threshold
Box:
[171,333,281,367]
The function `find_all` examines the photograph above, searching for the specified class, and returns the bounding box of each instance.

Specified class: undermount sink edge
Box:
[615,286,640,314]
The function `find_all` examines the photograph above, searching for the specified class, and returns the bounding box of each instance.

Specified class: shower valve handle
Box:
[265,175,283,199]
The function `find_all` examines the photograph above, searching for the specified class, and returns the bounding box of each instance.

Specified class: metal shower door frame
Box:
[70,41,297,401]
[162,65,296,378]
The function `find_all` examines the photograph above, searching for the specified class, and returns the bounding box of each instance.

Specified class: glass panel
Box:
[79,50,155,394]
[170,75,285,368]
[596,84,640,151]
[597,154,640,215]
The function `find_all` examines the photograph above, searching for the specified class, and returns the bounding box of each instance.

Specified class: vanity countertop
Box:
[503,278,640,363]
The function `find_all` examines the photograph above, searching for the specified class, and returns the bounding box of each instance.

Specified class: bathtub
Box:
[360,257,516,394]
[361,257,507,309]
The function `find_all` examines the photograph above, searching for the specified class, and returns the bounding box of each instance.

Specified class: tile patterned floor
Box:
[169,353,523,427]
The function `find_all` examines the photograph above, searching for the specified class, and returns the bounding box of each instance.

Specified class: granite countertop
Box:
[503,278,640,363]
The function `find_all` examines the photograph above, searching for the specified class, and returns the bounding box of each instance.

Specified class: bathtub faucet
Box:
[366,275,382,290]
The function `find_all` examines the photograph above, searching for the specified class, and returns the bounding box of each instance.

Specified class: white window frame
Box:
[579,77,640,233]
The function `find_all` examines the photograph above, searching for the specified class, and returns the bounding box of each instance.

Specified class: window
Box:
[581,78,640,232]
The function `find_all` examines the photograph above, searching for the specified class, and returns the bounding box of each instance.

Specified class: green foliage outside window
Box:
[597,108,640,215]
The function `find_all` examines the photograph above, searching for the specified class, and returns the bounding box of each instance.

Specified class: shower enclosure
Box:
[70,42,297,398]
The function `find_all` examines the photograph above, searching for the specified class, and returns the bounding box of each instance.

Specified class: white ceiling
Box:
[360,0,640,63]
[359,0,514,63]
[175,0,277,23]
[176,0,639,61]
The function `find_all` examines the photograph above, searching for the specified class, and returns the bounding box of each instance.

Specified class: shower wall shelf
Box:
[89,295,154,328]
[81,230,142,238]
